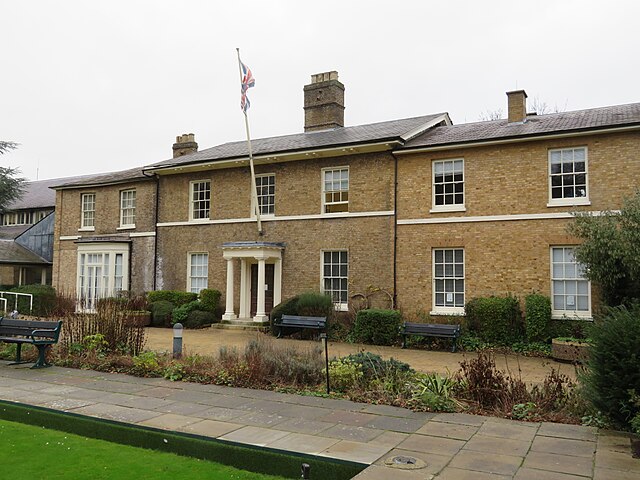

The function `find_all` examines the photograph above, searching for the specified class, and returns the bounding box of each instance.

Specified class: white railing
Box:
[0,292,34,315]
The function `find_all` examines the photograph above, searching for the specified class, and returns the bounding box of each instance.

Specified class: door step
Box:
[212,318,270,332]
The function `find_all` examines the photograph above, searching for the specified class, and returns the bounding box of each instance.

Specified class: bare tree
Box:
[529,96,567,115]
[478,108,504,121]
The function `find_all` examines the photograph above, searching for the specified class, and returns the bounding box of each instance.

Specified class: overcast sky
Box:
[1,1,639,181]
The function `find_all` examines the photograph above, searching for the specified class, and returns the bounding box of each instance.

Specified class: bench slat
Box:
[401,322,461,352]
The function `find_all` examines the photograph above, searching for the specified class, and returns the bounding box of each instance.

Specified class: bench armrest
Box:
[29,329,59,343]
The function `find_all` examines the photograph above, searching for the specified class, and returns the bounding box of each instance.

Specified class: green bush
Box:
[296,292,334,317]
[351,309,402,345]
[583,305,640,429]
[269,296,300,336]
[465,295,522,345]
[342,352,412,380]
[199,289,221,313]
[172,301,202,325]
[183,309,216,329]
[327,358,363,393]
[149,300,175,327]
[525,293,551,342]
[147,291,197,307]
[8,284,57,316]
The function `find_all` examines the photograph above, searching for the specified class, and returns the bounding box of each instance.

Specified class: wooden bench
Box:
[274,315,327,339]
[0,318,63,369]
[401,322,461,352]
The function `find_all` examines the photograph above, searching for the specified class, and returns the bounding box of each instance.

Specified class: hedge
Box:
[525,293,551,342]
[465,295,522,344]
[351,309,402,346]
[147,291,197,307]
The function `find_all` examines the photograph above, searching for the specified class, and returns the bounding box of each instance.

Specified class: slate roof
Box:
[0,240,49,265]
[0,225,30,241]
[50,167,150,189]
[147,114,447,170]
[403,102,640,149]
[6,176,86,210]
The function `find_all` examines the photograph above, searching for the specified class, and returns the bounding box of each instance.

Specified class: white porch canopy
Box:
[221,241,285,323]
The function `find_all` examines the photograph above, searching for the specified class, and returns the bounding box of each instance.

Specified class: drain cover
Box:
[384,455,426,470]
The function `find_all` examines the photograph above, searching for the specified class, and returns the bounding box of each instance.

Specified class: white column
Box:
[222,258,237,320]
[254,258,268,322]
[273,258,282,307]
[239,259,249,319]
[41,268,47,285]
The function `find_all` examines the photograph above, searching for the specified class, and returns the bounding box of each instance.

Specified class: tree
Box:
[0,141,26,213]
[569,191,640,306]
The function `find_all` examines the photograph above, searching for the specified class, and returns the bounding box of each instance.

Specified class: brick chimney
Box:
[304,71,345,132]
[506,90,528,123]
[172,133,198,158]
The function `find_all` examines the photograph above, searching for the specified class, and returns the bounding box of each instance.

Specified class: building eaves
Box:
[50,167,151,190]
[401,102,640,151]
[145,113,448,171]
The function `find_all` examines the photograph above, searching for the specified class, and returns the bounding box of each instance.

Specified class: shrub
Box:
[342,352,412,379]
[199,289,221,313]
[327,358,363,392]
[296,292,334,317]
[351,309,401,345]
[183,309,216,329]
[8,284,57,316]
[583,305,640,429]
[465,295,522,345]
[149,300,175,327]
[147,290,197,307]
[525,293,551,342]
[411,373,459,412]
[171,301,201,325]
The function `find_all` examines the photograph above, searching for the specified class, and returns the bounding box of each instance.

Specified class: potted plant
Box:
[551,337,591,362]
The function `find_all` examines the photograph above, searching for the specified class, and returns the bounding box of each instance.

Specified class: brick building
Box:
[51,73,640,321]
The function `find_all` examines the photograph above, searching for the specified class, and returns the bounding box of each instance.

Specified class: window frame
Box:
[187,252,209,294]
[320,250,349,311]
[431,248,465,315]
[76,243,129,311]
[431,158,466,213]
[322,167,349,214]
[550,246,591,319]
[547,146,590,207]
[189,180,211,221]
[253,173,276,217]
[80,193,96,230]
[119,189,137,228]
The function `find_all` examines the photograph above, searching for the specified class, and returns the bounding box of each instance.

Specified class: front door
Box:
[250,263,275,316]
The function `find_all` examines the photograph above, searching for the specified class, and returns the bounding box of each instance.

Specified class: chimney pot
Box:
[506,90,528,123]
[172,133,198,158]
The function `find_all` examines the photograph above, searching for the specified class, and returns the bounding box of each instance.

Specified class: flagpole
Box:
[236,48,262,235]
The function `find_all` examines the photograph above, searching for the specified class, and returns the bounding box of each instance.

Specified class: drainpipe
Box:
[143,170,160,291]
[391,151,399,309]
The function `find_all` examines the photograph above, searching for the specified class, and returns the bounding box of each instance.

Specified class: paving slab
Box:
[139,413,201,430]
[436,467,512,479]
[321,424,383,442]
[180,419,243,437]
[274,417,335,435]
[447,449,523,476]
[594,449,640,473]
[515,467,594,480]
[416,420,479,440]
[319,439,390,464]
[219,425,289,446]
[531,435,596,458]
[593,467,640,480]
[375,447,453,476]
[232,411,289,428]
[464,434,532,457]
[522,451,594,477]
[72,403,163,424]
[478,420,539,442]
[538,421,598,441]
[268,432,339,454]
[364,414,426,433]
[397,433,465,456]
[430,412,486,426]
[367,431,410,449]
[352,464,435,479]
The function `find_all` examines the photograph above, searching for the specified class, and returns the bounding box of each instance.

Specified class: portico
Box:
[221,242,284,323]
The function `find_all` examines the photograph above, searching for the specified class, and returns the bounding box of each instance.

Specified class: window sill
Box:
[547,199,591,208]
[430,309,465,316]
[78,227,95,232]
[430,206,466,214]
[322,210,350,216]
[188,218,211,223]
[552,312,593,321]
[116,225,136,231]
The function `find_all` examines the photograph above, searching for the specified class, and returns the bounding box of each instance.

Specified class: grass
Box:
[0,419,287,480]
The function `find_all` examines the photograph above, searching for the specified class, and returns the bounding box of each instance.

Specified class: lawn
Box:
[0,419,287,480]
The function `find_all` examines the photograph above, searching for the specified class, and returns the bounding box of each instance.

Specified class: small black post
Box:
[320,333,329,394]
[301,463,310,479]
[172,323,183,359]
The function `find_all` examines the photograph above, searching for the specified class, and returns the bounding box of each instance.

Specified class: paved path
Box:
[145,327,578,384]
[0,362,638,479]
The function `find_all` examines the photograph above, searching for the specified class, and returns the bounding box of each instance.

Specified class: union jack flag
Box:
[240,61,255,112]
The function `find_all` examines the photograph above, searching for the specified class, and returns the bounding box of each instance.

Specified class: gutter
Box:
[142,170,160,291]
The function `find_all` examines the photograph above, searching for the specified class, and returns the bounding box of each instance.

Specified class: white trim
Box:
[119,189,137,229]
[129,231,156,238]
[60,235,81,241]
[396,124,640,154]
[320,249,349,311]
[116,226,136,231]
[187,251,209,294]
[429,310,465,317]
[398,210,616,225]
[158,210,394,227]
[322,166,349,214]
[400,114,452,142]
[547,200,591,208]
[432,247,465,312]
[189,179,211,221]
[78,227,95,232]
[430,206,467,213]
[550,246,592,319]
[432,157,465,212]
[252,173,276,218]
[548,146,589,206]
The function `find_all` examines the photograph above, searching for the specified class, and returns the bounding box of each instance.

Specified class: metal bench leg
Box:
[451,338,457,353]
[31,345,51,369]
[8,344,31,365]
